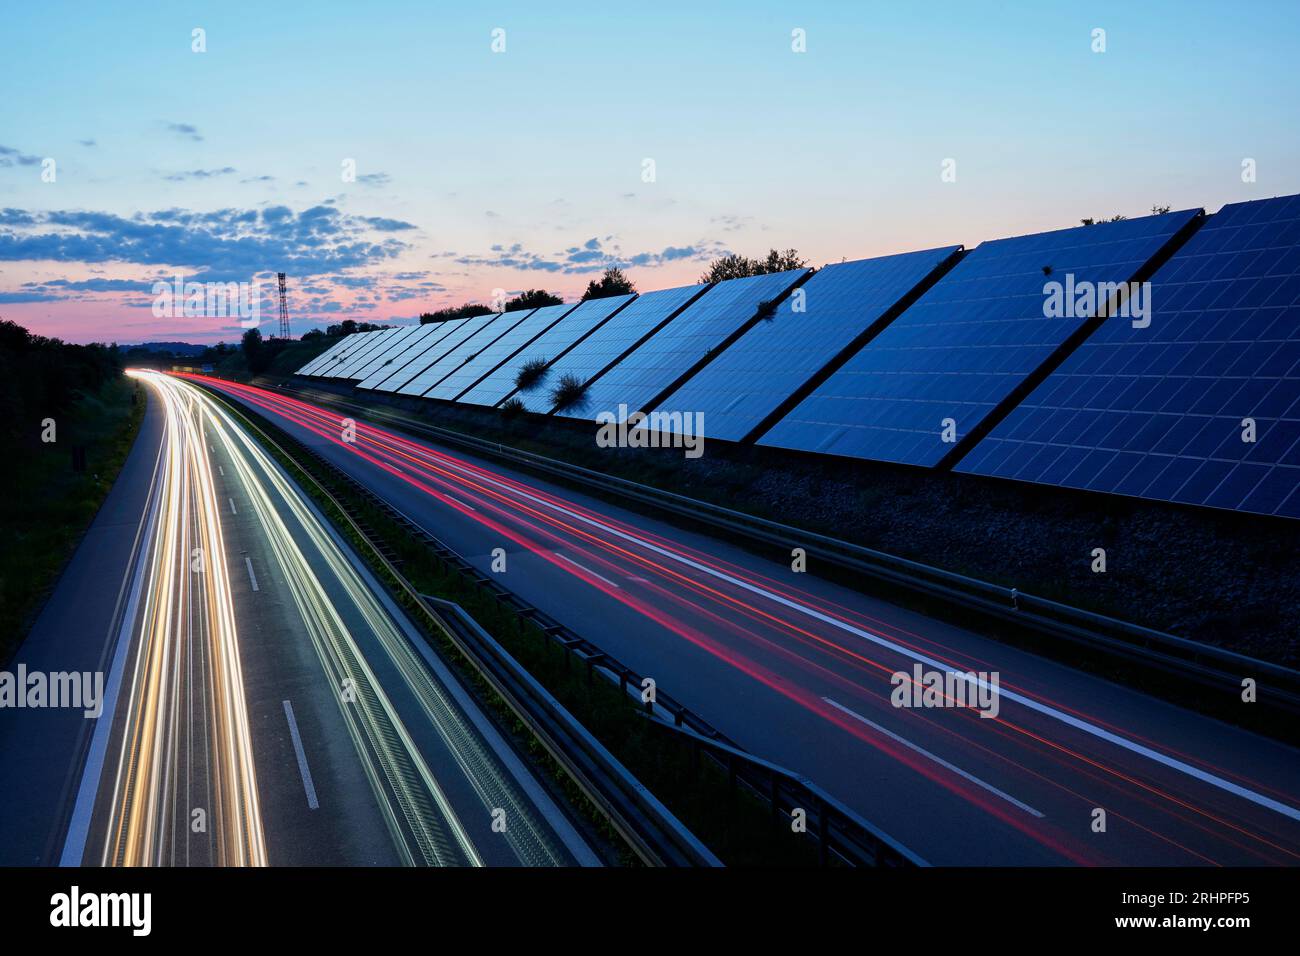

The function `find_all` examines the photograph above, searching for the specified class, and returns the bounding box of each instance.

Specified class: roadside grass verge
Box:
[0,374,144,661]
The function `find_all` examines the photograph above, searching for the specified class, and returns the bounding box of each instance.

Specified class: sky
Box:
[2,0,1298,344]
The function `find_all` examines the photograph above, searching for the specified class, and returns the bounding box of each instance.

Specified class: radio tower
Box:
[276,272,291,339]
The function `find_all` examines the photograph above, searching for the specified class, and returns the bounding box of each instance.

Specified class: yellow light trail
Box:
[108,370,267,866]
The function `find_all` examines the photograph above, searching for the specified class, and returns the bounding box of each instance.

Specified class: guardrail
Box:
[205,378,924,867]
[289,382,1300,722]
[200,384,719,867]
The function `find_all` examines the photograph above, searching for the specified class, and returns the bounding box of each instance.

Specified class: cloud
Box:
[241,174,275,183]
[355,172,390,187]
[164,122,203,142]
[163,166,237,182]
[0,204,414,278]
[439,235,730,275]
[78,139,97,148]
[0,145,41,168]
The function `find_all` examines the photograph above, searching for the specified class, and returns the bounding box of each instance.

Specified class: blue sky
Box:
[2,0,1298,342]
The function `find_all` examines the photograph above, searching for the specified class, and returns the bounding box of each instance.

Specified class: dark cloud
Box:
[164,122,203,142]
[356,172,390,187]
[441,235,729,275]
[0,204,413,277]
[0,145,41,167]
[163,166,237,182]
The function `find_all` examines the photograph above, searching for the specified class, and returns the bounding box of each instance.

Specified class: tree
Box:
[241,328,264,371]
[699,248,808,284]
[1081,205,1171,227]
[420,303,493,324]
[506,289,563,311]
[580,267,636,301]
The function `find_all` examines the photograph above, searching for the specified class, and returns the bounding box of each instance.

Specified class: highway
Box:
[3,371,595,867]
[194,374,1300,866]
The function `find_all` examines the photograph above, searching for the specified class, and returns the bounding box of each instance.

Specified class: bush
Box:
[514,357,550,392]
[549,373,589,412]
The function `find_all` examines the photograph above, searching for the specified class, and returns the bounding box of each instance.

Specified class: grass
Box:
[549,373,589,412]
[514,357,550,392]
[211,389,819,866]
[0,374,144,661]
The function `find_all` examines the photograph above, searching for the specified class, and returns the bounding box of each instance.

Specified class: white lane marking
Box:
[440,457,1300,823]
[229,497,237,514]
[555,552,620,590]
[218,465,224,476]
[824,697,1044,818]
[244,556,259,592]
[282,700,320,810]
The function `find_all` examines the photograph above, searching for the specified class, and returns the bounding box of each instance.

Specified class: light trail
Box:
[125,371,573,867]
[106,370,267,866]
[188,375,1300,866]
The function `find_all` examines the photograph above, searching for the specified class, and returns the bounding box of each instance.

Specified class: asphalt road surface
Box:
[195,374,1300,866]
[1,372,596,867]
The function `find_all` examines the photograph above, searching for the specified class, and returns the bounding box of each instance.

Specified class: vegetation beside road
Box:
[0,321,143,659]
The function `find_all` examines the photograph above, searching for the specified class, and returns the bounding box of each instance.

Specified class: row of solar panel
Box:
[296,193,1300,520]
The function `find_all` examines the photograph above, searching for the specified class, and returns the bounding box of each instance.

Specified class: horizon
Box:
[3,0,1299,344]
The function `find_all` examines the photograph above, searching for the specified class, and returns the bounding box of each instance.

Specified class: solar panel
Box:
[459,295,636,408]
[297,336,353,376]
[560,269,808,421]
[303,331,372,376]
[517,285,707,412]
[348,325,423,380]
[956,194,1300,519]
[761,209,1202,466]
[318,330,386,378]
[399,311,531,398]
[362,318,474,392]
[330,328,402,379]
[649,248,961,442]
[436,303,577,402]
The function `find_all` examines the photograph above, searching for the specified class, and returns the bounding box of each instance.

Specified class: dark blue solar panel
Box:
[297,336,354,375]
[957,194,1300,519]
[363,318,475,392]
[330,328,399,378]
[348,325,423,380]
[437,303,575,402]
[406,310,534,398]
[518,284,706,413]
[649,248,960,442]
[761,209,1201,466]
[460,294,636,408]
[560,269,808,421]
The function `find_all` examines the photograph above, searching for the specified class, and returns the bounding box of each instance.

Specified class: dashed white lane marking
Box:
[229,497,237,514]
[218,465,224,476]
[555,553,620,590]
[244,556,259,592]
[824,697,1044,818]
[282,700,320,810]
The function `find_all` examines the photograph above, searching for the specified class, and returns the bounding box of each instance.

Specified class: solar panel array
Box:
[561,269,808,421]
[648,248,961,442]
[359,318,472,391]
[516,285,707,413]
[437,303,576,402]
[290,193,1300,521]
[348,325,422,381]
[463,294,636,408]
[957,195,1300,519]
[298,336,353,376]
[401,310,531,398]
[760,209,1201,466]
